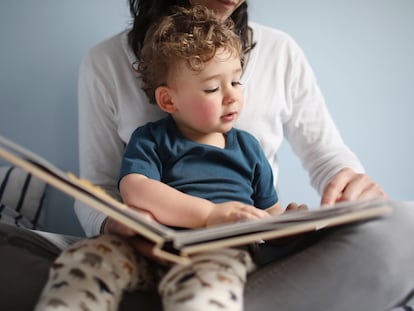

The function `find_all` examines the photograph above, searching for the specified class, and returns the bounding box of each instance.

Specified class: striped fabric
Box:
[0,165,47,229]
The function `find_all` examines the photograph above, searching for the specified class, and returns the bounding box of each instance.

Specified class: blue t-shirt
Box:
[120,116,278,209]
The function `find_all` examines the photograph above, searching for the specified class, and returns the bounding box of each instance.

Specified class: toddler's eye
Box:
[232,81,242,87]
[204,87,219,93]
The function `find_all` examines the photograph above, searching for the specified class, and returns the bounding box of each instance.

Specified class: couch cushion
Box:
[0,166,47,229]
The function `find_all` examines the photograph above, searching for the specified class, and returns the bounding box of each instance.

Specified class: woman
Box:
[1,1,412,311]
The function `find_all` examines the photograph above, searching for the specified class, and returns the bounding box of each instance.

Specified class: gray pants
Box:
[1,201,414,311]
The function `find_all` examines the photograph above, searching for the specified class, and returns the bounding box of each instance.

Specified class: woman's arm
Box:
[74,45,126,236]
[281,35,386,203]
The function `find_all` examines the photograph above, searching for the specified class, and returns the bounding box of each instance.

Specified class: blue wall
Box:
[0,1,130,235]
[0,1,413,235]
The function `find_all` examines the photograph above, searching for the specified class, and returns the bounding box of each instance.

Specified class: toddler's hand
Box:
[284,202,308,213]
[205,201,269,227]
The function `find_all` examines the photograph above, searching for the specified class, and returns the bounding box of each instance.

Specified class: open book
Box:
[0,135,392,265]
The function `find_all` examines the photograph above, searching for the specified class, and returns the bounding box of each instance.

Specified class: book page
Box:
[173,199,392,248]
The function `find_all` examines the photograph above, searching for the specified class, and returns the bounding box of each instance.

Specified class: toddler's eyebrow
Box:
[201,68,243,82]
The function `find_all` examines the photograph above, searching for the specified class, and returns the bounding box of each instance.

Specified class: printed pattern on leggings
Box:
[34,235,162,311]
[160,248,256,311]
[35,235,256,311]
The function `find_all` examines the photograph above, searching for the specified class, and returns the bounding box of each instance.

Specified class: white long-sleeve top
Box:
[75,22,364,237]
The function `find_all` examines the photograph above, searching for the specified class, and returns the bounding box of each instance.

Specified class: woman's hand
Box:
[321,168,388,206]
[102,208,155,236]
[205,201,270,227]
[102,211,166,262]
[102,217,137,236]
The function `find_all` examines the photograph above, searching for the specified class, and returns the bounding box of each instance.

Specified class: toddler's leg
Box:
[34,235,144,311]
[159,248,256,311]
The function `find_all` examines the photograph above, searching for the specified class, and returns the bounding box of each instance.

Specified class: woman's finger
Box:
[321,168,355,206]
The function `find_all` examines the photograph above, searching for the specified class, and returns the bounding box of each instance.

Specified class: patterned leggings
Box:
[34,234,256,311]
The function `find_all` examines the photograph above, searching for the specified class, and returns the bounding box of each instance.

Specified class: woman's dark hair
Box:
[127,0,252,59]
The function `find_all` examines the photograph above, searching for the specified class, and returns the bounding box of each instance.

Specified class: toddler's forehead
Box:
[169,52,239,77]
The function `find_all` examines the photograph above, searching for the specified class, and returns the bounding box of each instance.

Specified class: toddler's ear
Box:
[155,86,177,113]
